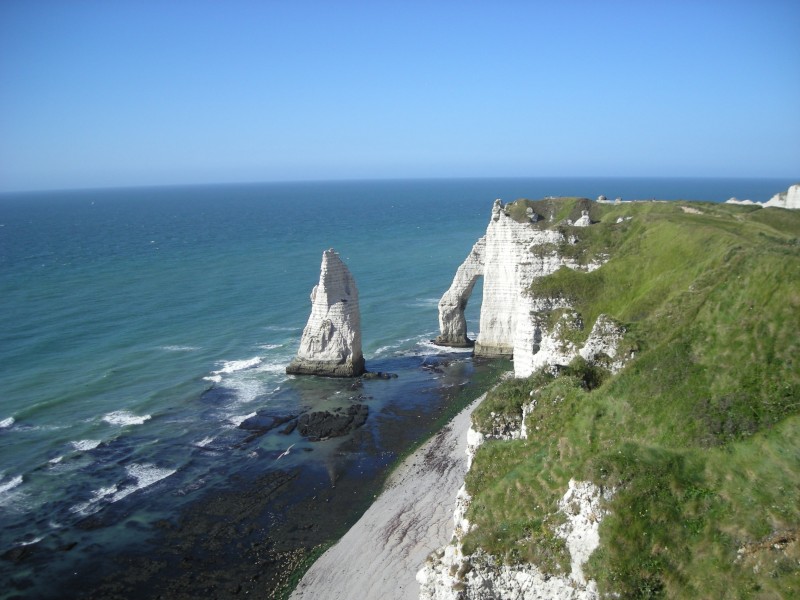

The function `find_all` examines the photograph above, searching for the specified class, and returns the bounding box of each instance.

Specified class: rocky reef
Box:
[287,249,365,377]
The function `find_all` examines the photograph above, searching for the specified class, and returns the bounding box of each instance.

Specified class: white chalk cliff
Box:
[436,200,604,377]
[765,184,800,209]
[287,249,365,377]
[726,184,800,209]
[417,408,611,600]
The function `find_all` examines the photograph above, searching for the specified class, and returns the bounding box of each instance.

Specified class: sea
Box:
[0,177,793,598]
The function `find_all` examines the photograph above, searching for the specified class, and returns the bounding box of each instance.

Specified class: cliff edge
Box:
[422,196,800,598]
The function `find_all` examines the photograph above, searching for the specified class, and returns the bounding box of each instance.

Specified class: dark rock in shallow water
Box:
[238,413,296,433]
[286,356,366,377]
[297,404,369,441]
[361,371,398,380]
[237,413,298,445]
[279,420,297,435]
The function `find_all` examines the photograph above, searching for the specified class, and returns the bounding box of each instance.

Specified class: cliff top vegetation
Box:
[466,198,800,598]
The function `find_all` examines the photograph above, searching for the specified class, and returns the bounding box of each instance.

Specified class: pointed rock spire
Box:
[287,249,365,377]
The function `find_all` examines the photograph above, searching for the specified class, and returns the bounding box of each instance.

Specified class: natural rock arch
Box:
[434,237,485,347]
[435,199,605,368]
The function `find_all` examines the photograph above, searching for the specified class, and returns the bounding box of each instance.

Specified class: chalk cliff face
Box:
[417,411,611,600]
[765,184,800,209]
[437,199,604,377]
[474,200,569,358]
[286,249,365,377]
[726,184,800,209]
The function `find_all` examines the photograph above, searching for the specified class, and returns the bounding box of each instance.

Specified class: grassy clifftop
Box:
[465,199,800,598]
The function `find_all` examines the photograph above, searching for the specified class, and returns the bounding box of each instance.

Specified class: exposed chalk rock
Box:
[513,295,573,378]
[574,210,591,227]
[437,200,578,358]
[286,249,365,377]
[417,418,612,600]
[765,184,800,209]
[579,314,628,373]
[436,199,639,378]
[726,185,800,210]
[435,237,485,347]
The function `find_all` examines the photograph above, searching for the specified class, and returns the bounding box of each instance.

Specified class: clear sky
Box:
[1,0,798,192]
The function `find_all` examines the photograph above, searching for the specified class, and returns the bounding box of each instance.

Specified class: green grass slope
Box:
[464,199,800,598]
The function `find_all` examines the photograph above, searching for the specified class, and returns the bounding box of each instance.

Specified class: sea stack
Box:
[287,249,365,377]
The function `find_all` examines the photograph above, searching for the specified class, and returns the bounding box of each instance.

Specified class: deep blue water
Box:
[0,177,793,597]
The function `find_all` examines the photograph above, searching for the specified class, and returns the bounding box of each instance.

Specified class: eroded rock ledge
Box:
[417,409,613,600]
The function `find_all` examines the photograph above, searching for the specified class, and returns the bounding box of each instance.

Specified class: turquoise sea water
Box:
[0,177,793,597]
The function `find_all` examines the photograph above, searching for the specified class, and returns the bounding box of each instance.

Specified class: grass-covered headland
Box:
[465,198,799,598]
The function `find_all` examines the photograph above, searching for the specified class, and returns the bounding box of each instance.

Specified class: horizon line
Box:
[2,174,798,196]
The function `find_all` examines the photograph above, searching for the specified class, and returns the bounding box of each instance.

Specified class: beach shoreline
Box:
[289,392,486,600]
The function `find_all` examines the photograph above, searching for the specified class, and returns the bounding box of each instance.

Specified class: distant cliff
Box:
[726,183,800,209]
[424,196,800,598]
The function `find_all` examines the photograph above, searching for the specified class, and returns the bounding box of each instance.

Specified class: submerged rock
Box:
[287,249,366,377]
[297,404,369,441]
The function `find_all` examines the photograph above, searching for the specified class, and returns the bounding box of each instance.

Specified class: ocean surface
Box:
[0,177,793,598]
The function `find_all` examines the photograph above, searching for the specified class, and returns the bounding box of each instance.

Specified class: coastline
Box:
[289,392,486,600]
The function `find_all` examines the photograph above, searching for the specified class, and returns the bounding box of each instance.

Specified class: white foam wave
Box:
[0,475,23,495]
[205,355,289,403]
[71,439,102,452]
[373,330,478,358]
[195,436,215,447]
[160,345,200,352]
[70,484,118,516]
[227,412,256,427]
[49,456,64,465]
[112,463,177,502]
[205,356,264,385]
[19,536,44,546]
[70,463,176,516]
[415,338,475,354]
[102,410,151,426]
[19,536,43,547]
[214,357,263,374]
[0,416,14,429]
[257,343,283,351]
[255,361,289,375]
[264,325,300,332]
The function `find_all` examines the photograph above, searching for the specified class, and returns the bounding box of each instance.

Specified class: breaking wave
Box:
[227,412,256,427]
[204,356,263,383]
[0,475,23,496]
[102,411,152,426]
[71,439,102,452]
[70,463,176,516]
[160,345,200,352]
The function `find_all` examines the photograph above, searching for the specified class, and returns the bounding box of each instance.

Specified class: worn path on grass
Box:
[289,393,485,600]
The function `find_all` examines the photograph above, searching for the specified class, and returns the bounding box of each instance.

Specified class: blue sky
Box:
[1,0,798,192]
